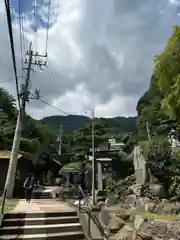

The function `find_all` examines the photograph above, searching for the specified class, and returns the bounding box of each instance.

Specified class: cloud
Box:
[0,0,180,119]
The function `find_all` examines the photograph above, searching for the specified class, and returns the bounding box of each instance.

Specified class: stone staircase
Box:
[32,191,52,199]
[0,211,85,240]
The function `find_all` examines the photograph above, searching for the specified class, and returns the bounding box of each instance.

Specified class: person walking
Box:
[23,173,35,203]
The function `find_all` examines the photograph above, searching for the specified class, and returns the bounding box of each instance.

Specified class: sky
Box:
[0,0,180,119]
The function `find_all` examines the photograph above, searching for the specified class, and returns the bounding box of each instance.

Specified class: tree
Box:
[154,25,180,120]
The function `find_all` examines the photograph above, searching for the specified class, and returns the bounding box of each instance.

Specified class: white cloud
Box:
[0,0,180,119]
[27,84,136,119]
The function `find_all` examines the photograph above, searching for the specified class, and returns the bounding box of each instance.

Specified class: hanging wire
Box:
[18,0,24,76]
[4,0,21,110]
[21,12,27,55]
[33,0,37,52]
[45,0,51,56]
[30,91,69,115]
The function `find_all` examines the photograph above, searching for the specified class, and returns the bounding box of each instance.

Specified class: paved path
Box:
[9,199,75,213]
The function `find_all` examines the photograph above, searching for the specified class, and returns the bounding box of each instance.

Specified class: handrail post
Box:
[88,207,91,237]
[78,185,81,217]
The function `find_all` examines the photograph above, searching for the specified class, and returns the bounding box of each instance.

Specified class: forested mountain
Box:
[41,115,137,133]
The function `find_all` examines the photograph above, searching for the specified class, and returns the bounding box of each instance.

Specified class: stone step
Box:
[4,211,77,219]
[0,223,82,235]
[31,192,52,199]
[2,216,79,226]
[0,231,84,240]
[32,192,51,195]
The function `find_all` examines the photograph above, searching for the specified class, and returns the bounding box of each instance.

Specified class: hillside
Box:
[41,115,137,133]
[136,26,180,140]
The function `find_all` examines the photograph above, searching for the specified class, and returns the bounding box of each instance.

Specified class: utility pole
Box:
[58,124,63,155]
[91,109,96,205]
[146,121,151,142]
[4,42,47,198]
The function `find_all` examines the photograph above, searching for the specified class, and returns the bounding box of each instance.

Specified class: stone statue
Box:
[133,145,148,186]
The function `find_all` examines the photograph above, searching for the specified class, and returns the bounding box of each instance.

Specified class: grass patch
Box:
[140,211,180,221]
[0,199,19,213]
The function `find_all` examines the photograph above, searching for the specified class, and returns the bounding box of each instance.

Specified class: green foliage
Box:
[106,174,135,195]
[154,25,180,120]
[140,136,180,198]
[168,149,180,197]
[0,87,58,171]
[136,25,180,199]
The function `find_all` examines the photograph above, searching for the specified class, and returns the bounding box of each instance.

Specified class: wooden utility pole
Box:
[58,124,63,155]
[91,109,96,205]
[4,42,47,198]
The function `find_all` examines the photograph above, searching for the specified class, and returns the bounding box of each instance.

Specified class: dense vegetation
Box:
[137,25,180,139]
[41,115,137,133]
[0,88,58,173]
[0,87,137,181]
[136,25,180,199]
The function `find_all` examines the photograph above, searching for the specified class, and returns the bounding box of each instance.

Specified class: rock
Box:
[109,213,125,233]
[138,232,153,240]
[97,201,105,208]
[134,215,146,230]
[149,184,167,198]
[116,212,130,221]
[146,203,156,213]
[113,225,134,240]
[107,192,119,205]
[128,184,142,196]
[125,194,137,206]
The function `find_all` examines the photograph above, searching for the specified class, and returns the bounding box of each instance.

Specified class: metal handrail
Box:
[0,188,7,214]
[77,185,108,240]
[78,185,90,206]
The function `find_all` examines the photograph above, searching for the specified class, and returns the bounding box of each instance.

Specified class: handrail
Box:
[78,185,89,206]
[0,188,7,214]
[77,185,108,240]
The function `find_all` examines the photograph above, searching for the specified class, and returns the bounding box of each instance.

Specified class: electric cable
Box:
[4,0,21,110]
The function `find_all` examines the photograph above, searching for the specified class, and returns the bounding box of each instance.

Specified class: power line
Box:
[38,98,70,115]
[45,0,51,55]
[4,0,21,110]
[18,0,24,75]
[33,0,37,52]
[22,14,28,52]
[30,91,69,115]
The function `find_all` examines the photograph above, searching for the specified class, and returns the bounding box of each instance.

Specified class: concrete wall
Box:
[0,159,9,194]
[0,214,4,227]
[13,158,34,198]
[0,157,34,198]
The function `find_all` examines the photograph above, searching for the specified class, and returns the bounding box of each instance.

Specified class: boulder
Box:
[111,224,134,240]
[116,212,130,221]
[125,194,137,206]
[149,184,167,198]
[146,202,156,213]
[109,213,125,233]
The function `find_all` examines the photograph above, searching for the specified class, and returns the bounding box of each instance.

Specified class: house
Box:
[0,151,34,198]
